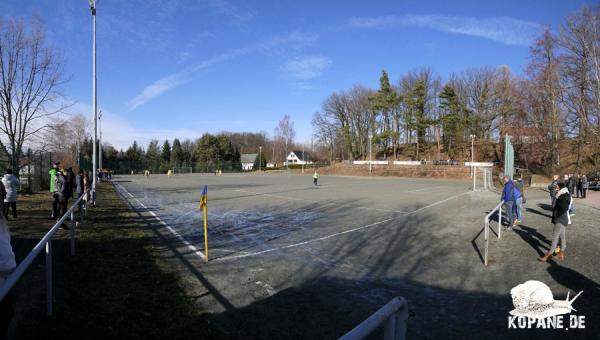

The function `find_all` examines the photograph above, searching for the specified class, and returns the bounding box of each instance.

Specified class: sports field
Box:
[113,173,600,339]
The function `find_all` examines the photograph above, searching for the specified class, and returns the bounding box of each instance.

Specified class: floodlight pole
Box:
[91,0,97,205]
[470,134,475,178]
[99,110,103,171]
[369,134,373,175]
[259,146,262,172]
[302,143,305,174]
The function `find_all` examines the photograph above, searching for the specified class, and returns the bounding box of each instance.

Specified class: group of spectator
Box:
[49,162,90,228]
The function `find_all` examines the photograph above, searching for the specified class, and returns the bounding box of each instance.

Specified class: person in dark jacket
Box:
[55,170,69,228]
[548,175,559,207]
[581,175,588,198]
[501,176,516,230]
[576,174,583,198]
[75,169,85,212]
[513,176,525,224]
[539,182,571,262]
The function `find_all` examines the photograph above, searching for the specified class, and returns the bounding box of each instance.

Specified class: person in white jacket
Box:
[1,169,20,219]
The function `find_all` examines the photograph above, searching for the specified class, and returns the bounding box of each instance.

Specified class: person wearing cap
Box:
[539,181,571,262]
[49,162,59,218]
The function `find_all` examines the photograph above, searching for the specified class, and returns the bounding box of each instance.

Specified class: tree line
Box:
[312,6,600,174]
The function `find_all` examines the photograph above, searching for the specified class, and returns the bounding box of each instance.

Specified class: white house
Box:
[241,153,258,171]
[284,151,313,165]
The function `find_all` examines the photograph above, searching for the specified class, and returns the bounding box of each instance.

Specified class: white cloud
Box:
[210,0,255,22]
[283,55,332,80]
[348,14,542,46]
[127,31,318,110]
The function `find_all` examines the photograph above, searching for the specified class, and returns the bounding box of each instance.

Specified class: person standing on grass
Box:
[581,175,588,198]
[75,169,85,212]
[49,162,60,218]
[1,170,19,220]
[0,210,16,339]
[55,169,69,228]
[501,176,516,230]
[539,181,571,262]
[548,175,559,207]
[313,170,318,186]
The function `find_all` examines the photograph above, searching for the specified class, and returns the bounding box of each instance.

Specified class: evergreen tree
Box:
[253,150,267,170]
[161,140,171,166]
[171,138,184,167]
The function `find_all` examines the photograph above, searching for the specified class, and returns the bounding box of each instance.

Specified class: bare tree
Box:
[0,18,65,171]
[274,114,295,162]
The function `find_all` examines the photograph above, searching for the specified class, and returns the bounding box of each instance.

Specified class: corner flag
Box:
[199,185,207,209]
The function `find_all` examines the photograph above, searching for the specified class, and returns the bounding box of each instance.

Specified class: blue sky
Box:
[2,0,595,150]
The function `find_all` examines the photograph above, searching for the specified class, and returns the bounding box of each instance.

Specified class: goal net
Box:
[172,166,193,175]
[473,166,493,191]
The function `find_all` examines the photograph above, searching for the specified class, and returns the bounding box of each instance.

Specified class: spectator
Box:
[576,174,583,198]
[49,162,60,218]
[567,174,576,196]
[539,182,571,262]
[0,211,16,338]
[1,170,20,220]
[55,169,69,228]
[75,169,85,212]
[581,175,588,198]
[501,176,516,230]
[0,181,5,215]
[513,176,525,225]
[548,175,559,207]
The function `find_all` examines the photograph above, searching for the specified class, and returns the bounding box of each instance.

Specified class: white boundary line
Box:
[215,190,470,262]
[114,183,208,261]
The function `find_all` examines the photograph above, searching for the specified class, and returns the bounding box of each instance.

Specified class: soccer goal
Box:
[172,166,193,175]
[472,166,493,191]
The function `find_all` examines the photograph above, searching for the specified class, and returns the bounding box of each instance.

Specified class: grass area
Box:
[7,183,223,339]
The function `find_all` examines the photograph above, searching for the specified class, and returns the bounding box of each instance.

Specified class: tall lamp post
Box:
[90,0,98,205]
[369,133,373,175]
[99,110,103,171]
[470,134,475,177]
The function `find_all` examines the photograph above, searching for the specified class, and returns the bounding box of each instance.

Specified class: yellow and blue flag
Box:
[199,185,208,209]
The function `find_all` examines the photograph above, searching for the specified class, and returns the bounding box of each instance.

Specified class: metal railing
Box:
[340,297,408,340]
[484,200,504,266]
[0,191,88,315]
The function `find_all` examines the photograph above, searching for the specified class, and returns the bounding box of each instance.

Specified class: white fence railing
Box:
[339,297,408,340]
[0,191,88,315]
[484,200,504,266]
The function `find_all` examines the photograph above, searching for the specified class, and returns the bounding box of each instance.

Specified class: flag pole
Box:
[203,196,208,262]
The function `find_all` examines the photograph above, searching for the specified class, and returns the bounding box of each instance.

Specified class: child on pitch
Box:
[313,170,318,186]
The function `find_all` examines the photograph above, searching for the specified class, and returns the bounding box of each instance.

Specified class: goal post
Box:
[466,162,493,191]
[172,166,193,175]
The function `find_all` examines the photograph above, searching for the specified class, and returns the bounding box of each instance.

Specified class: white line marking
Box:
[215,190,470,262]
[115,183,207,261]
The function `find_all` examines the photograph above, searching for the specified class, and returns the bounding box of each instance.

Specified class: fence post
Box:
[395,298,408,340]
[46,241,53,316]
[484,219,489,266]
[383,312,396,340]
[498,204,502,239]
[70,210,76,256]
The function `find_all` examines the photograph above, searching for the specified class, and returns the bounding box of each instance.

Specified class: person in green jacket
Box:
[49,162,59,218]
